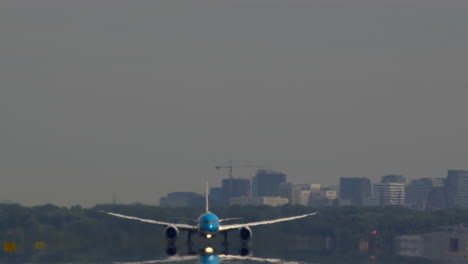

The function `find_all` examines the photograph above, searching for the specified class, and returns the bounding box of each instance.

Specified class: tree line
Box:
[1,203,467,263]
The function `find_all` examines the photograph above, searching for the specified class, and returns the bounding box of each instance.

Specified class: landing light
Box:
[206,234,212,239]
[205,247,214,254]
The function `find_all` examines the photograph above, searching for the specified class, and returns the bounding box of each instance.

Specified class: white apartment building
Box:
[371,182,405,206]
[290,184,320,206]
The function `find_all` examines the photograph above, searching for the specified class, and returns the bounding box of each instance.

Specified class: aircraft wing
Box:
[114,255,306,264]
[100,211,196,230]
[218,211,318,231]
[113,255,197,264]
[220,254,306,263]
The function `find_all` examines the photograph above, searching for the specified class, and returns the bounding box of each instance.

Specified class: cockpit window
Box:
[204,220,216,223]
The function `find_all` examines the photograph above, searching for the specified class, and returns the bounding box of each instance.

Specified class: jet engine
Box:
[239,226,252,242]
[239,246,250,256]
[164,225,179,242]
[166,244,177,256]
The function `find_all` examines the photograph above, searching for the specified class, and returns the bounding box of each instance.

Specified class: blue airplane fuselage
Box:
[199,254,219,264]
[197,212,220,234]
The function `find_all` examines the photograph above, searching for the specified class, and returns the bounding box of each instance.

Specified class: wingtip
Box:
[306,211,318,217]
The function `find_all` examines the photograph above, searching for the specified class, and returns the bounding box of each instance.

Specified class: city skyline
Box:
[161,169,468,210]
[2,166,468,208]
[2,1,468,206]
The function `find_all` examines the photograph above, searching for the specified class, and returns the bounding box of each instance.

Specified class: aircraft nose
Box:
[201,222,218,232]
[205,223,216,230]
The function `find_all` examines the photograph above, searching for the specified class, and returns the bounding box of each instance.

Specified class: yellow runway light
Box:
[35,241,45,249]
[3,242,16,253]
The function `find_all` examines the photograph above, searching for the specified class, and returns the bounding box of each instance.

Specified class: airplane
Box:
[101,184,318,244]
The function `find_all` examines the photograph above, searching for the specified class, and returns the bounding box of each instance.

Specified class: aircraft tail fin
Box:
[205,182,210,213]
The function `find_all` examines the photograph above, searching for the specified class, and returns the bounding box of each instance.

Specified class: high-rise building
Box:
[381,175,406,184]
[365,175,406,206]
[309,189,337,207]
[445,170,468,208]
[160,192,204,207]
[292,190,312,206]
[406,178,444,210]
[229,196,289,207]
[222,178,251,198]
[209,187,228,207]
[366,175,406,206]
[339,178,371,206]
[372,182,406,206]
[289,184,320,206]
[278,182,292,199]
[252,169,286,197]
[321,189,337,200]
[428,186,446,209]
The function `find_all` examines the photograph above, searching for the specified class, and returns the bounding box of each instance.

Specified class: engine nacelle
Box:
[239,246,250,256]
[164,225,179,242]
[239,226,252,242]
[166,244,177,256]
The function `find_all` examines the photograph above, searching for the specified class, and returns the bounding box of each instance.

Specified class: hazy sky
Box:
[1,1,468,207]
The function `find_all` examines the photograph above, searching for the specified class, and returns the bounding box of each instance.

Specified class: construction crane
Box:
[215,160,263,202]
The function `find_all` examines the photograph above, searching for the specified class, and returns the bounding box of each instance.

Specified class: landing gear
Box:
[186,230,193,245]
[186,231,195,254]
[222,232,228,246]
[165,231,251,257]
[165,242,250,258]
[219,231,230,253]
